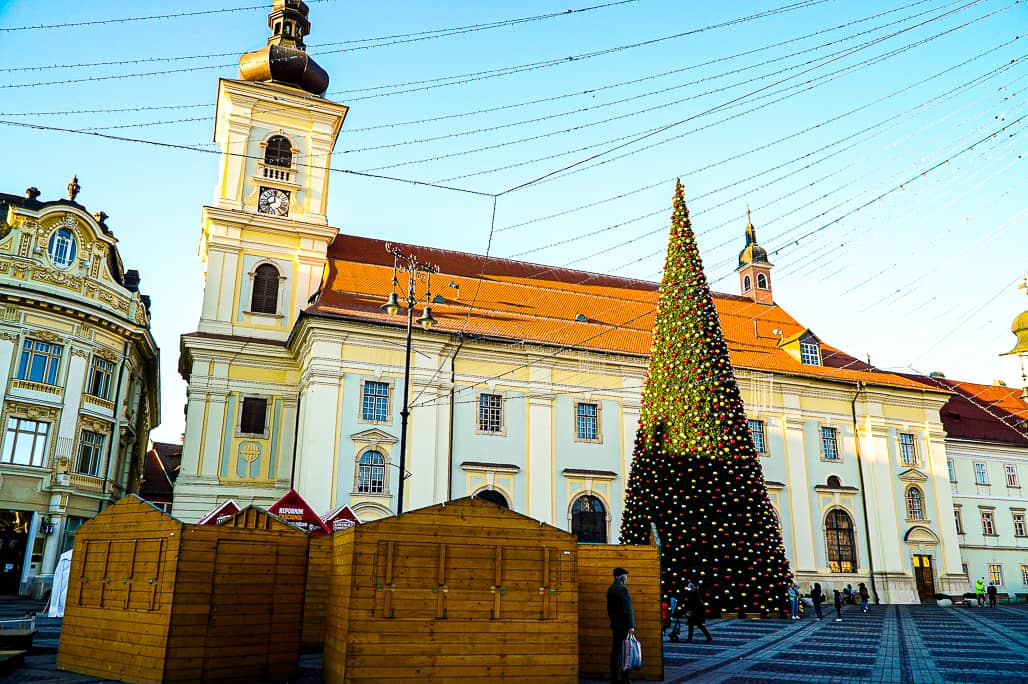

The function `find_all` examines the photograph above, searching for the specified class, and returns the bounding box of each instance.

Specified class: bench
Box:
[1016,593,1028,604]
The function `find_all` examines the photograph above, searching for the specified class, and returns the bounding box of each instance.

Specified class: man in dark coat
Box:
[683,582,711,642]
[987,582,999,608]
[607,567,635,684]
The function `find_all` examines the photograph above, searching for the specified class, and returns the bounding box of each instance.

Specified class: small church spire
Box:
[239,0,329,95]
[735,208,773,304]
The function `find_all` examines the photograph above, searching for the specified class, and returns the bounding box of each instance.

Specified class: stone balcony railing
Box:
[83,394,115,412]
[11,379,63,396]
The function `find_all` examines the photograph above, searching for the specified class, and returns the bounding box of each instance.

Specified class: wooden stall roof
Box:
[219,505,307,532]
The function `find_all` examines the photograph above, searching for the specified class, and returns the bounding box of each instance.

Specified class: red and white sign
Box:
[268,489,331,536]
[197,500,241,526]
[321,504,361,532]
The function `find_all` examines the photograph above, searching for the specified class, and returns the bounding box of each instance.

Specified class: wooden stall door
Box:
[203,540,278,682]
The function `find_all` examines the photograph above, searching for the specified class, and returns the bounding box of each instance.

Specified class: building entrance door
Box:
[913,554,935,600]
[0,511,30,595]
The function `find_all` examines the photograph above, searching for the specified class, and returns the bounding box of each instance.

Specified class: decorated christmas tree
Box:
[620,180,791,616]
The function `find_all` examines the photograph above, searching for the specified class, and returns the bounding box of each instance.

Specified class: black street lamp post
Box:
[380,243,438,516]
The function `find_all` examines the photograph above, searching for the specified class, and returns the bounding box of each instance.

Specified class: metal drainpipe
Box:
[289,391,302,490]
[851,381,880,604]
[101,339,131,506]
[446,335,464,501]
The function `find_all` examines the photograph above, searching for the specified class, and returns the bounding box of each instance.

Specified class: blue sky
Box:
[1,0,1026,442]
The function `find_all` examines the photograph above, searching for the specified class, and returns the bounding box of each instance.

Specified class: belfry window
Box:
[264,135,292,168]
[250,264,280,314]
[743,275,751,291]
[756,273,768,289]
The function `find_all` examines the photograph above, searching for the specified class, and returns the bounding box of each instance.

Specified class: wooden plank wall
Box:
[164,525,309,683]
[323,499,580,683]
[302,533,333,648]
[576,544,663,682]
[323,528,357,683]
[56,497,182,684]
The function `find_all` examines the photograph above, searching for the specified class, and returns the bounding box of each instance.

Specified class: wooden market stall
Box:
[323,496,580,683]
[56,496,309,684]
[577,543,664,681]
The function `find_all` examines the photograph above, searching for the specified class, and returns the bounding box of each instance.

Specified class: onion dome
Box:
[1008,309,1028,356]
[239,0,329,96]
[737,209,772,269]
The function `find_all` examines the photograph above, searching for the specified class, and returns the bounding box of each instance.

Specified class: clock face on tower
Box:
[258,186,290,216]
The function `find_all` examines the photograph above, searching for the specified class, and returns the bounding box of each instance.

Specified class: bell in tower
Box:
[239,0,329,95]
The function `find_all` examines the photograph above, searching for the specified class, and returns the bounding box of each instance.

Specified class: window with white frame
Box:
[898,433,917,466]
[1,418,50,467]
[820,426,840,461]
[1005,464,1019,487]
[748,419,766,453]
[1013,511,1026,537]
[87,356,115,400]
[756,273,768,289]
[905,486,925,521]
[575,402,599,442]
[799,341,821,366]
[47,228,77,269]
[953,507,964,534]
[356,450,386,494]
[361,381,390,422]
[76,430,105,477]
[478,393,503,433]
[981,510,996,536]
[17,340,63,385]
[974,462,989,485]
[961,562,969,579]
[947,458,956,483]
[988,563,1003,586]
[1021,565,1028,586]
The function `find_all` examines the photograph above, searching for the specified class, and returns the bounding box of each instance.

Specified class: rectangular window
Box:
[478,394,503,433]
[1013,512,1026,537]
[947,458,956,483]
[748,419,766,453]
[239,397,267,435]
[576,403,599,441]
[953,508,964,535]
[76,430,105,477]
[1005,465,1019,487]
[974,462,989,485]
[899,433,917,466]
[87,357,115,400]
[961,562,969,579]
[17,340,63,385]
[1,418,50,467]
[799,341,821,366]
[988,564,1003,586]
[981,510,996,536]
[361,381,390,422]
[820,426,839,461]
[1022,565,1028,586]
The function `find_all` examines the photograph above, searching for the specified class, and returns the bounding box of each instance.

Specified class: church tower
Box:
[175,0,348,519]
[736,209,774,305]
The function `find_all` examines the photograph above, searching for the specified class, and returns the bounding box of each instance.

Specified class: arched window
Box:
[265,135,292,168]
[743,275,752,291]
[825,509,856,573]
[356,451,385,494]
[905,486,924,521]
[826,475,842,488]
[250,263,280,314]
[757,273,768,289]
[474,489,509,509]
[571,495,607,543]
[48,229,77,269]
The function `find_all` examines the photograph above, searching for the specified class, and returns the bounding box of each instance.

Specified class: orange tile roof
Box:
[308,234,932,391]
[911,375,1028,445]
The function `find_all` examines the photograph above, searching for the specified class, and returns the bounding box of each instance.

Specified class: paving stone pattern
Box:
[2,597,1027,683]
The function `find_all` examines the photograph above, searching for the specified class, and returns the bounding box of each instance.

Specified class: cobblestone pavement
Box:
[2,598,1026,683]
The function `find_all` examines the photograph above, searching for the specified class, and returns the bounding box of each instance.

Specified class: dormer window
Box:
[799,341,821,366]
[264,135,292,168]
[48,229,77,269]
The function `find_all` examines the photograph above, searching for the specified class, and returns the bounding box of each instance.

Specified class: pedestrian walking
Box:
[683,582,712,643]
[788,582,801,619]
[844,584,855,605]
[833,589,843,621]
[810,582,824,621]
[858,582,870,612]
[607,567,635,684]
[975,577,986,607]
[987,582,998,608]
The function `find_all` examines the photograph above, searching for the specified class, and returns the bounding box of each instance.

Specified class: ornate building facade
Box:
[0,181,159,596]
[174,2,1027,603]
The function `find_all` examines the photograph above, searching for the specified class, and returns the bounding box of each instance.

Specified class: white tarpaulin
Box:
[46,549,72,618]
